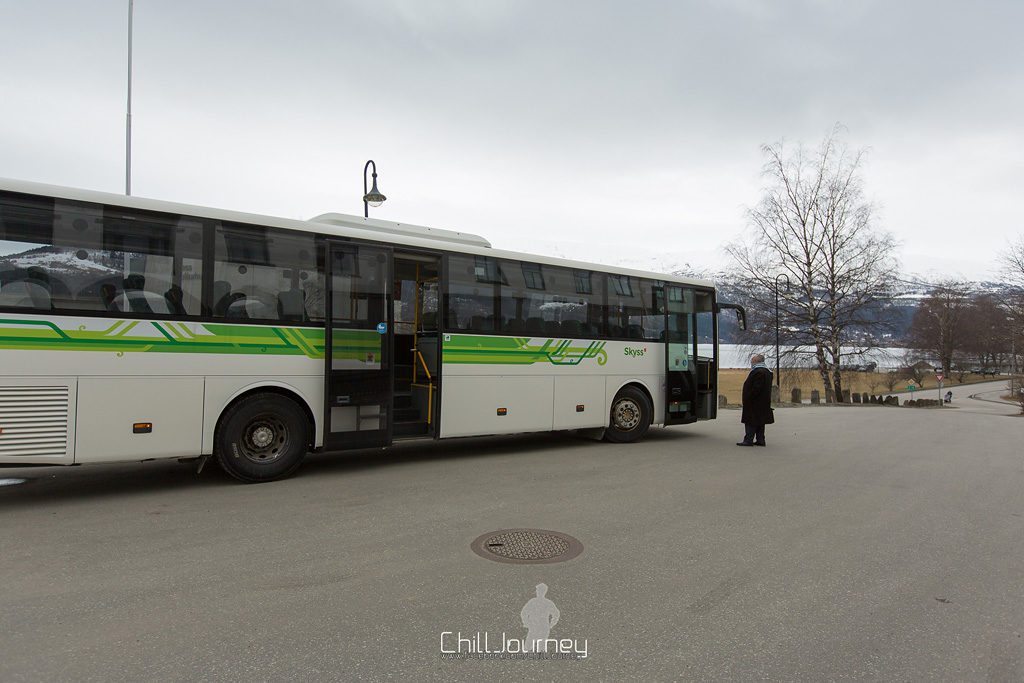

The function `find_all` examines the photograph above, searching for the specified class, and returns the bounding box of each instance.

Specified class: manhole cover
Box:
[471,529,583,565]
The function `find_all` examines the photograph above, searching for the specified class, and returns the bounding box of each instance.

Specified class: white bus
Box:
[0,178,743,482]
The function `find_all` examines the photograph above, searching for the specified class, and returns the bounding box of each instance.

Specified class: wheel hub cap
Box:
[250,425,275,449]
[614,399,641,430]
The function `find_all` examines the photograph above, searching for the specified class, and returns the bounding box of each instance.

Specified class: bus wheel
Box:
[215,393,309,483]
[605,386,652,443]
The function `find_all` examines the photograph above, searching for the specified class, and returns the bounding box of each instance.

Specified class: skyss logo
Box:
[624,346,647,358]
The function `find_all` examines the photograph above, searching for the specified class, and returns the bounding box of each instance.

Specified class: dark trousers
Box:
[743,423,766,445]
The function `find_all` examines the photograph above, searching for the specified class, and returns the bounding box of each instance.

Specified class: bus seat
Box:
[243,299,276,320]
[277,287,306,321]
[421,310,438,331]
[212,281,233,316]
[111,290,169,315]
[226,297,274,320]
[608,324,624,338]
[164,287,187,315]
[561,319,582,338]
[543,319,561,336]
[627,324,644,339]
[524,317,544,335]
[221,292,247,318]
[470,315,489,332]
[504,318,526,334]
[0,280,51,309]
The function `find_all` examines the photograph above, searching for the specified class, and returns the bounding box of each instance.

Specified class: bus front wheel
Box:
[215,393,309,483]
[605,386,652,443]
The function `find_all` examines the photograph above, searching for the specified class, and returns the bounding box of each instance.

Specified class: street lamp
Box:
[362,160,386,217]
[774,273,792,391]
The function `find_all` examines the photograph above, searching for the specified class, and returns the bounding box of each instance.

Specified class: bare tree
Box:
[962,293,1011,372]
[884,369,900,392]
[897,348,933,389]
[951,357,970,383]
[907,281,973,376]
[997,242,1024,375]
[999,237,1024,288]
[727,126,898,402]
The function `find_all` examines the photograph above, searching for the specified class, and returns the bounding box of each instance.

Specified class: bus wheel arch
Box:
[216,384,317,451]
[605,382,653,443]
[213,387,314,483]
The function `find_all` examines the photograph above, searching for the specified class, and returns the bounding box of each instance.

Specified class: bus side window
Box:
[213,224,321,324]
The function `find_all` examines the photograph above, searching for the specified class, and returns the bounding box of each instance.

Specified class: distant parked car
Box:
[840,361,878,372]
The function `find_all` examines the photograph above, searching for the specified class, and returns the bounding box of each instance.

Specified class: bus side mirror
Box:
[716,302,747,331]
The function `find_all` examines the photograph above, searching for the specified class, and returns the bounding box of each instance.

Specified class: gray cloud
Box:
[1,0,1021,278]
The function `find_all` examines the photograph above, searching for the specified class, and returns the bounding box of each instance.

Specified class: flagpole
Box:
[126,0,133,196]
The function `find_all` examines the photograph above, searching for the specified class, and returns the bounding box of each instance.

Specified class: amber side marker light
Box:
[576,404,585,412]
[496,408,508,416]
[133,422,153,434]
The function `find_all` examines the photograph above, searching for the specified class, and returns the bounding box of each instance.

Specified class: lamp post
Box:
[362,160,386,217]
[774,273,791,391]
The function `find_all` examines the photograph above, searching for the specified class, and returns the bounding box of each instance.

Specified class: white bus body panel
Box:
[440,376,555,437]
[438,338,664,439]
[76,377,204,463]
[553,376,608,430]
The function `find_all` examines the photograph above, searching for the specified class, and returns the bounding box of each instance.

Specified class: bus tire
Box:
[605,385,652,443]
[214,393,309,483]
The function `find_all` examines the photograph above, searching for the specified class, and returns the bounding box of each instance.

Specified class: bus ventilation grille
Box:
[0,385,70,458]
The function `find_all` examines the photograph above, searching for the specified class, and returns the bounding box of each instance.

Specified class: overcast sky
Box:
[1,0,1021,280]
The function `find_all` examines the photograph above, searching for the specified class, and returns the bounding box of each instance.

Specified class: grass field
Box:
[717,368,1005,405]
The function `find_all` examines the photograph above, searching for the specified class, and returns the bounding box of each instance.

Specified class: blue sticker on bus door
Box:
[376,322,387,334]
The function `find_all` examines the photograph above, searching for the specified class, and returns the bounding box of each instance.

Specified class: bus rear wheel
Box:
[215,393,309,483]
[605,385,652,443]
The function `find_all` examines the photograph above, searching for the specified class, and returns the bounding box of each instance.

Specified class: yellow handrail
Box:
[412,349,434,424]
[415,349,432,381]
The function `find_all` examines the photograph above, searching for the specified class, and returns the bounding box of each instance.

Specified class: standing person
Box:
[737,353,773,447]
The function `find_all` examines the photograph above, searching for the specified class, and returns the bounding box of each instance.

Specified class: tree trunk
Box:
[829,337,843,402]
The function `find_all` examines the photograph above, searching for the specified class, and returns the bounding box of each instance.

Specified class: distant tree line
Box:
[906,240,1024,378]
[907,282,1021,379]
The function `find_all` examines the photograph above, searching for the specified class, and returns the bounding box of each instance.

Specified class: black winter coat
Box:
[741,366,773,424]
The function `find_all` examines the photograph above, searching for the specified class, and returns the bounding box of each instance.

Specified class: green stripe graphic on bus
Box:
[443,334,607,366]
[0,318,381,360]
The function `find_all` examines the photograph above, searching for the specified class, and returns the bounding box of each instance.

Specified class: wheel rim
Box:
[612,397,642,431]
[238,413,291,464]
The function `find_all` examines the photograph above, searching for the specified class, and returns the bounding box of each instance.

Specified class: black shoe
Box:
[754,442,766,447]
[736,442,754,447]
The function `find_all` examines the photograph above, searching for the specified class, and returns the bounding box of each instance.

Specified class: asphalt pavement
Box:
[1,393,1021,681]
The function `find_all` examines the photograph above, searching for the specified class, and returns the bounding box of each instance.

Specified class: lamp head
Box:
[363,176,386,208]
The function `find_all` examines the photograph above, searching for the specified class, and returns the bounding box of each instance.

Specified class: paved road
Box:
[1,401,1022,681]
[959,379,1021,416]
